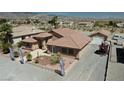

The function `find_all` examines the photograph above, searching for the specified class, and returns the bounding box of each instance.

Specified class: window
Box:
[68,49,74,55]
[62,48,67,54]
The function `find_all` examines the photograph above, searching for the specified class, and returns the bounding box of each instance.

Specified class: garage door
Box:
[90,37,104,45]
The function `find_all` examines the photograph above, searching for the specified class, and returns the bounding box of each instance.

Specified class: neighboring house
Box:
[12,25,44,44]
[78,21,94,27]
[116,23,124,28]
[47,28,91,59]
[89,30,111,45]
[112,34,124,45]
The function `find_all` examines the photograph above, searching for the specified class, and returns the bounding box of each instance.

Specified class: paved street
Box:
[0,44,108,81]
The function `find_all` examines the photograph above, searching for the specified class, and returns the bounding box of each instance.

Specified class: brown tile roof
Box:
[47,28,91,49]
[52,28,79,37]
[33,32,52,38]
[22,37,38,43]
[90,30,111,37]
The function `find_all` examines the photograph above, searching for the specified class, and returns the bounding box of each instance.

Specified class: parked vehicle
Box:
[99,42,109,54]
[113,34,124,40]
[113,34,120,40]
[112,34,124,46]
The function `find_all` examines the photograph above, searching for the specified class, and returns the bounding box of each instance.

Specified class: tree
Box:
[0,23,13,54]
[108,21,117,27]
[0,23,13,44]
[0,23,12,32]
[48,16,59,28]
[1,43,11,54]
[109,21,113,26]
[0,18,7,24]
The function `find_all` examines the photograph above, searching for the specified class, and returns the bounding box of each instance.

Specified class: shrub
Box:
[14,51,19,58]
[26,53,32,61]
[2,43,11,54]
[35,58,39,64]
[51,53,59,64]
[120,30,123,33]
[17,41,24,48]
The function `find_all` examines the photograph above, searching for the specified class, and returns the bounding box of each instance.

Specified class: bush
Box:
[26,53,32,61]
[120,30,123,33]
[14,51,19,58]
[17,41,24,48]
[51,53,61,64]
[35,58,39,64]
[2,43,11,54]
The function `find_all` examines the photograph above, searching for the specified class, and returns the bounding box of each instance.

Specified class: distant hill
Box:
[0,12,34,19]
[0,12,123,22]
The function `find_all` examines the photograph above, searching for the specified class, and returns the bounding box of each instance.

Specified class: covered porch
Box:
[22,37,39,51]
[47,45,80,59]
[33,32,52,50]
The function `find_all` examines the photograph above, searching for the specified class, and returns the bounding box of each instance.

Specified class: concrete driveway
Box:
[0,54,62,81]
[0,44,108,81]
[62,44,108,81]
[90,37,104,45]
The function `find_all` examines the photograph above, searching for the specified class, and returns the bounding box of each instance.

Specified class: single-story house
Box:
[20,28,91,59]
[78,21,94,27]
[116,23,124,28]
[12,25,44,44]
[89,30,111,45]
[47,28,91,59]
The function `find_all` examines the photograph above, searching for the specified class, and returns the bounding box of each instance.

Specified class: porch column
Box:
[52,46,54,53]
[67,48,69,55]
[75,49,79,60]
[42,40,47,50]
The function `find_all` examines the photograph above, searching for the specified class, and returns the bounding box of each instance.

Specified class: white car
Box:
[113,34,120,40]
